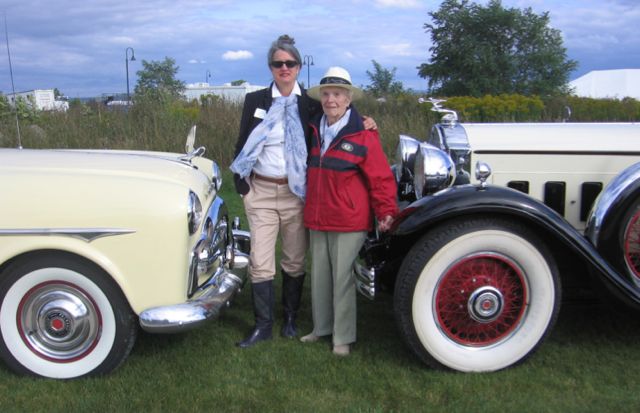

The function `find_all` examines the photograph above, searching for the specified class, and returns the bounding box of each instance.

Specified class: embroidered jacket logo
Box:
[341,142,354,152]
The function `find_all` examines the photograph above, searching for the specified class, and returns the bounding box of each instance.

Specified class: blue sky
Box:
[1,0,638,98]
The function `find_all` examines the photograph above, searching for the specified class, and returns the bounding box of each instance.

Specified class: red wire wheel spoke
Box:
[624,210,640,279]
[435,254,527,346]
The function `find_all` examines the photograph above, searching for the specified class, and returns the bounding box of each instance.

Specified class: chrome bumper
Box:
[354,236,391,301]
[354,258,376,300]
[139,228,250,333]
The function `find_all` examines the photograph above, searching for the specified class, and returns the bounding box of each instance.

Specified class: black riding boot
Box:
[281,270,305,338]
[237,280,274,348]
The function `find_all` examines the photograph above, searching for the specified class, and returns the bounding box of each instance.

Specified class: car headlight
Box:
[212,161,222,190]
[413,143,456,199]
[395,135,421,183]
[187,191,203,234]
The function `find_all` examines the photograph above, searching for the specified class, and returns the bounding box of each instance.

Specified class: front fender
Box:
[395,184,570,236]
[392,184,640,308]
[586,161,640,248]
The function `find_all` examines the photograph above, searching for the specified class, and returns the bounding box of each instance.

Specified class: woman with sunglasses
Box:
[231,34,375,348]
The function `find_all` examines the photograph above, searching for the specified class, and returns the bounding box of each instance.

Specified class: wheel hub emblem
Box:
[46,311,71,337]
[468,287,503,323]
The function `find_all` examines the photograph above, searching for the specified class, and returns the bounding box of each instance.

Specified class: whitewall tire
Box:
[394,217,560,372]
[0,254,137,378]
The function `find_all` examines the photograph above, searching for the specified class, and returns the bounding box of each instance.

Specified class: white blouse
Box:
[252,83,302,178]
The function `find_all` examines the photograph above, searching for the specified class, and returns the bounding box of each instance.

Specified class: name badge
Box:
[254,108,267,119]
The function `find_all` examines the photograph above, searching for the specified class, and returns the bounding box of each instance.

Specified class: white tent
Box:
[569,69,640,100]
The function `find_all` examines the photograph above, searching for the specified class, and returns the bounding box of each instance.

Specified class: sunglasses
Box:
[270,60,299,69]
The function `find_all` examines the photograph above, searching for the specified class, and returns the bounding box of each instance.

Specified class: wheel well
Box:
[0,249,133,312]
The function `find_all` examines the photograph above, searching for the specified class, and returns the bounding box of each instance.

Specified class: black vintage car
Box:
[355,99,640,372]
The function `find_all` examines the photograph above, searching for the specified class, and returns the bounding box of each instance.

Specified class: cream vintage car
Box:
[0,127,249,379]
[356,99,640,372]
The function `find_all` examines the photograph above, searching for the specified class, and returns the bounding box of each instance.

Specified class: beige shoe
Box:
[300,333,320,343]
[332,344,350,356]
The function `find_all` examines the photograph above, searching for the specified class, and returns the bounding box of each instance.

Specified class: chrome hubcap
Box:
[19,282,101,362]
[468,287,503,323]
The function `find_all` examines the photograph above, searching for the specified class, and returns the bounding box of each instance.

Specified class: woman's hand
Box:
[377,215,394,232]
[362,116,377,130]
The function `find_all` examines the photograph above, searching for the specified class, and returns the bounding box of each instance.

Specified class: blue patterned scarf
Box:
[230,94,307,199]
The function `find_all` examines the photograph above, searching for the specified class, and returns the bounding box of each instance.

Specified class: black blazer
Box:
[232,83,321,194]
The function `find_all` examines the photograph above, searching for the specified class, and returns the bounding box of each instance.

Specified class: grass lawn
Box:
[1,173,640,412]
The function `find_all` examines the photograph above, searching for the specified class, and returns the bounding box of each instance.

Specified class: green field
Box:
[1,172,639,413]
[1,98,640,412]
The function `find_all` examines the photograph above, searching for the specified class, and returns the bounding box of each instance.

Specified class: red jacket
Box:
[304,108,398,232]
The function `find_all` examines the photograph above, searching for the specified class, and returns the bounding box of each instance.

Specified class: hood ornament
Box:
[419,97,459,126]
[181,125,206,162]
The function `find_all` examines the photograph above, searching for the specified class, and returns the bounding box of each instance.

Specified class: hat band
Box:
[320,76,352,86]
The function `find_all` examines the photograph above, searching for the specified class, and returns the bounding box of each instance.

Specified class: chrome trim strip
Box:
[0,228,135,242]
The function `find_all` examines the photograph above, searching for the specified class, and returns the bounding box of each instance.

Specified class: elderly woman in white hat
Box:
[301,67,398,356]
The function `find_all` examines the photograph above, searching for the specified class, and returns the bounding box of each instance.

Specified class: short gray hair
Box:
[267,34,302,67]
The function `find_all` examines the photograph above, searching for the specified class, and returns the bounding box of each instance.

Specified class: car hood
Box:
[463,122,640,153]
[0,148,213,193]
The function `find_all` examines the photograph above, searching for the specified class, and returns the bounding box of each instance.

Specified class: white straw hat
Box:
[307,66,363,101]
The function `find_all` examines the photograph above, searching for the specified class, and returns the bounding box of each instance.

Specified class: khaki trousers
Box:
[309,230,366,346]
[243,175,307,283]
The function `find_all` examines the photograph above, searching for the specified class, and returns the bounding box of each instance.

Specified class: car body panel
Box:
[454,123,640,232]
[0,148,220,314]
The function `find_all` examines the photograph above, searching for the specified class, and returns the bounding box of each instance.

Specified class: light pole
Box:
[205,69,211,84]
[303,55,314,87]
[125,47,136,101]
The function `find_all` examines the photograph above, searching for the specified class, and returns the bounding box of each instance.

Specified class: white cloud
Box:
[222,50,253,61]
[110,36,137,45]
[380,43,416,57]
[374,0,420,8]
[188,59,207,64]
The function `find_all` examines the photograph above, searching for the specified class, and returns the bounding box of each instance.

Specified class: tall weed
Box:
[1,93,637,166]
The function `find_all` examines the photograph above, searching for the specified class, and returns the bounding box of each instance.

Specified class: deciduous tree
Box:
[418,0,577,96]
[366,60,405,98]
[134,57,185,99]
